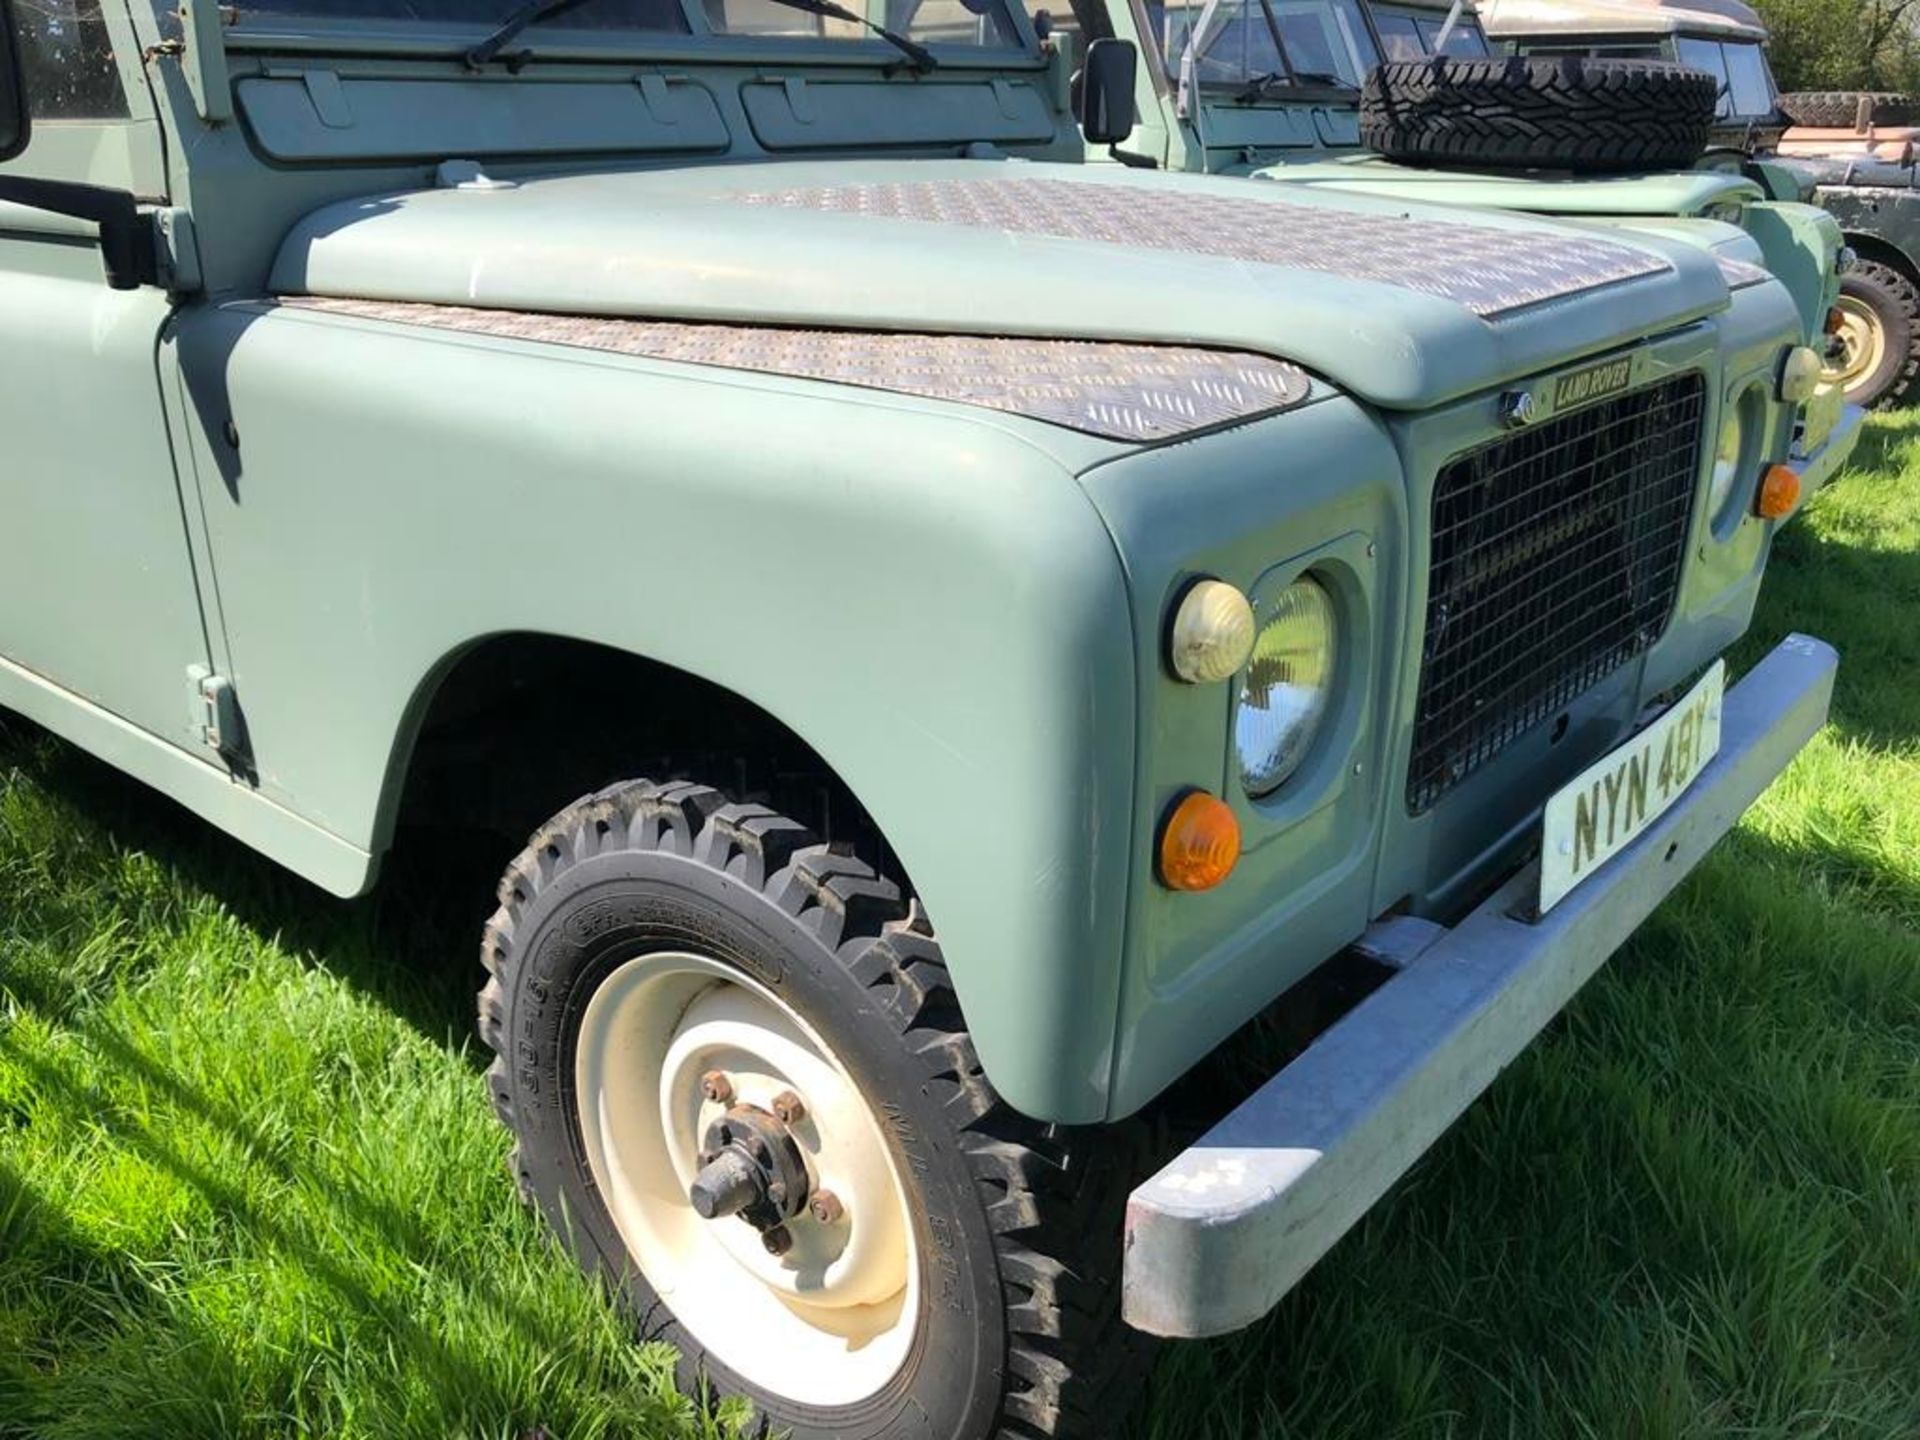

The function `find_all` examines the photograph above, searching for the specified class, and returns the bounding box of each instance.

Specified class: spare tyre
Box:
[1362,56,1718,174]
[1778,91,1918,129]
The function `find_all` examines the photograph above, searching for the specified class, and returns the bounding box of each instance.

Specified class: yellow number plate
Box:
[1538,662,1724,915]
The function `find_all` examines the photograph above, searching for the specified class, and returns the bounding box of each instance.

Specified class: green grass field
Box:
[2,418,1916,1440]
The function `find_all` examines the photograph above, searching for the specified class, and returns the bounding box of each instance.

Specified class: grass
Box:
[1,417,1916,1440]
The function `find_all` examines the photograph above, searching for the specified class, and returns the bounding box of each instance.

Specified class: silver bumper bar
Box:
[1123,634,1838,1339]
[1788,401,1863,512]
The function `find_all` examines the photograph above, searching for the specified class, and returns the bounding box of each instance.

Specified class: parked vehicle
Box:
[0,0,1850,1436]
[1775,93,1917,162]
[1476,0,1784,151]
[1478,0,1918,408]
[1778,154,1920,408]
[1040,0,1848,470]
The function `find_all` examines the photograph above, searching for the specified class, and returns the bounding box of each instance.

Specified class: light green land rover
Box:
[1045,0,1847,357]
[0,0,1850,1435]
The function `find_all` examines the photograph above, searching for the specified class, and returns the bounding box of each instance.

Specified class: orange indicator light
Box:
[1756,464,1800,520]
[1158,791,1241,892]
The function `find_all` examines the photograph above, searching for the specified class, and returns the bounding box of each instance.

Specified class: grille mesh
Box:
[1408,372,1706,813]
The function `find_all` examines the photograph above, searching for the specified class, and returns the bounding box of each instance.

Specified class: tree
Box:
[1754,0,1920,93]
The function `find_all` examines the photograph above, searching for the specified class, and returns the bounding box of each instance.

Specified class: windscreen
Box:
[230,0,1024,48]
[1374,8,1490,59]
[1677,36,1774,120]
[1414,12,1487,55]
[1149,0,1377,89]
[232,0,690,30]
[1719,40,1776,118]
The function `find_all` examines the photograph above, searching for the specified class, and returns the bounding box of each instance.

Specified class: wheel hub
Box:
[687,1102,813,1245]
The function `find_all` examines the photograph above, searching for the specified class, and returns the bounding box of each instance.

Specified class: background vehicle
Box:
[1037,0,1846,470]
[1477,0,1785,151]
[1480,0,1919,409]
[0,0,1847,1436]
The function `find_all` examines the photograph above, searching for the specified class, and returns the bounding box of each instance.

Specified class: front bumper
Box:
[1122,634,1838,1339]
[1787,400,1865,515]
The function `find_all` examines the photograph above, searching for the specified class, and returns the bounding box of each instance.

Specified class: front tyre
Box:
[1827,260,1920,410]
[478,779,1149,1440]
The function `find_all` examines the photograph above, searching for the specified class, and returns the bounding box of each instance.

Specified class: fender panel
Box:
[170,300,1139,1122]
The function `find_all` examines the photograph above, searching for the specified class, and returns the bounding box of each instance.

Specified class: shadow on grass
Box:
[0,1030,505,1399]
[0,977,699,1439]
[1738,416,1920,752]
[0,1156,300,1438]
[0,710,494,1051]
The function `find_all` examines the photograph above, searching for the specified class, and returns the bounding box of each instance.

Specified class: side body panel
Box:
[1818,184,1920,285]
[1740,200,1844,340]
[169,301,1140,1123]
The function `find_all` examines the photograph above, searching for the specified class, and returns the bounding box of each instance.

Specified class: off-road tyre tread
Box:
[1842,258,1920,410]
[477,777,1156,1440]
[1779,90,1918,129]
[1362,56,1717,174]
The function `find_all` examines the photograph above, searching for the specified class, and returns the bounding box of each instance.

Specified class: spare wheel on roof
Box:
[1361,56,1718,174]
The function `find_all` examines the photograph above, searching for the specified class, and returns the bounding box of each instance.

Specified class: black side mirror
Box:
[0,0,29,164]
[0,0,149,291]
[1079,37,1137,146]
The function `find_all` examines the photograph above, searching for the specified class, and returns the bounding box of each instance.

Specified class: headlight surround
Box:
[1709,386,1765,527]
[1709,397,1746,516]
[1234,576,1338,797]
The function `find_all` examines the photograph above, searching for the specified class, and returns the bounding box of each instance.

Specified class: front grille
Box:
[1407,372,1705,813]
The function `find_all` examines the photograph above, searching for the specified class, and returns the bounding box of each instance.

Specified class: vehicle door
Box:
[0,0,212,749]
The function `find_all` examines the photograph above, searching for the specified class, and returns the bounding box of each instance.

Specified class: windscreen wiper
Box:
[1234,68,1347,101]
[467,0,598,67]
[467,0,935,69]
[751,0,938,72]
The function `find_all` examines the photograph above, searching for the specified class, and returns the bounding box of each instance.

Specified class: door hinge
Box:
[189,666,253,773]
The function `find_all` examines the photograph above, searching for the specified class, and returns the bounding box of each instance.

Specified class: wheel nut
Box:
[809,1189,844,1225]
[761,1225,793,1257]
[700,1070,734,1104]
[771,1089,807,1126]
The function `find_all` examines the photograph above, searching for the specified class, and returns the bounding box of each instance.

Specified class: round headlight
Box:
[1168,578,1256,684]
[1708,400,1746,515]
[1780,345,1823,405]
[1235,577,1337,797]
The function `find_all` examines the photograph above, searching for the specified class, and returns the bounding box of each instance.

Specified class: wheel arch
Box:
[1844,229,1920,285]
[353,596,1138,1123]
[372,629,905,884]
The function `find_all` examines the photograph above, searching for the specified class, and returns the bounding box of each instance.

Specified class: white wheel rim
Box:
[573,951,920,1407]
[1828,295,1888,394]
